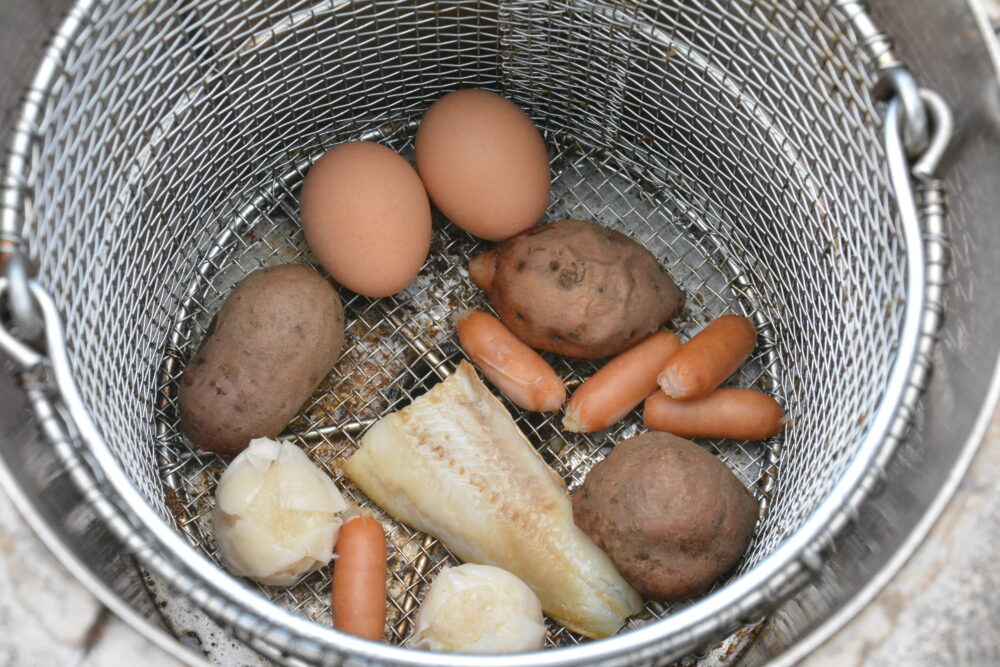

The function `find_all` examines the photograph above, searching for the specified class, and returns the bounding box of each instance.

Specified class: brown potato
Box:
[179,265,344,455]
[470,220,683,358]
[572,432,758,601]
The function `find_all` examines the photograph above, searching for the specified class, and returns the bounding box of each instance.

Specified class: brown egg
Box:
[415,89,550,241]
[300,141,431,297]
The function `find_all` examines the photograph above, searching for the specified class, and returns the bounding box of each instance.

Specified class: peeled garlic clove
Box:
[214,437,347,586]
[411,564,546,654]
[215,516,304,582]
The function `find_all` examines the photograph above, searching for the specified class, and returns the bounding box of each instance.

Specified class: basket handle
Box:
[0,63,956,667]
[753,85,955,621]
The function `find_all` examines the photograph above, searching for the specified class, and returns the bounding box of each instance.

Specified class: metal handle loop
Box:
[3,250,45,343]
[912,89,954,182]
[876,67,931,158]
[0,277,46,369]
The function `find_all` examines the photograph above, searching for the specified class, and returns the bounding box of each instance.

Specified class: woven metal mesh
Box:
[18,0,900,655]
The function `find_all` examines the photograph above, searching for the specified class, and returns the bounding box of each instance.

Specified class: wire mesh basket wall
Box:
[0,0,947,664]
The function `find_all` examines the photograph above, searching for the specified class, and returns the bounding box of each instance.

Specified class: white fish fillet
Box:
[343,362,643,638]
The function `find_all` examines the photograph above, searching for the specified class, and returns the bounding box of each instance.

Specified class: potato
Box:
[179,265,344,455]
[571,432,758,601]
[469,220,682,358]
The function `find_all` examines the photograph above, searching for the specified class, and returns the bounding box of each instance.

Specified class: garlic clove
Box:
[465,614,548,654]
[216,515,307,581]
[213,437,347,585]
[215,454,266,515]
[276,445,347,513]
[411,563,546,654]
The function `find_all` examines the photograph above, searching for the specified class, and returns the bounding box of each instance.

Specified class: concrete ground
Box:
[804,405,1000,666]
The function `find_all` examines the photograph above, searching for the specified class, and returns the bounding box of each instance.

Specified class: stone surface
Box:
[80,617,184,667]
[804,405,1000,666]
[0,483,181,666]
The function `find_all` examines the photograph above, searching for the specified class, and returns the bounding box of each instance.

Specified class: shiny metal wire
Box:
[1,0,938,664]
[154,125,783,648]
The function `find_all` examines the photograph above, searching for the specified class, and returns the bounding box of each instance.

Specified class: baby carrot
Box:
[657,315,756,399]
[456,309,566,412]
[644,388,784,440]
[332,513,387,641]
[563,331,681,432]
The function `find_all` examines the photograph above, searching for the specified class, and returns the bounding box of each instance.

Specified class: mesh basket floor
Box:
[154,123,783,648]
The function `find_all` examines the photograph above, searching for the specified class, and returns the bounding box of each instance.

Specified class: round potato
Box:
[572,432,758,601]
[179,265,344,455]
[470,220,683,358]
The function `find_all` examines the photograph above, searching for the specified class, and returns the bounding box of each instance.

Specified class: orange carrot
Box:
[643,388,784,440]
[456,309,566,412]
[563,331,681,432]
[657,315,756,399]
[332,514,387,641]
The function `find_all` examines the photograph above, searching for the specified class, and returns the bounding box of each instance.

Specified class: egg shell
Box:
[415,89,550,241]
[300,141,431,297]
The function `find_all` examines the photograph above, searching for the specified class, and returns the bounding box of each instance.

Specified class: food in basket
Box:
[644,388,784,440]
[332,512,388,641]
[455,309,565,412]
[415,89,550,241]
[467,246,498,290]
[342,362,644,638]
[300,141,431,297]
[213,438,348,586]
[468,219,683,359]
[657,314,756,399]
[572,432,758,601]
[179,265,345,455]
[411,564,546,654]
[563,331,681,433]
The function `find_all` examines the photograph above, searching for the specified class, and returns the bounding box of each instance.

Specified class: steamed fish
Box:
[343,362,643,638]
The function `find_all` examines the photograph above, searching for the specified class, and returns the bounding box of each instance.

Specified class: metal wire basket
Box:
[0,0,952,665]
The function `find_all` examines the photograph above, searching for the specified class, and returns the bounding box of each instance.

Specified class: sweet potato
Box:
[572,432,758,601]
[470,220,683,358]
